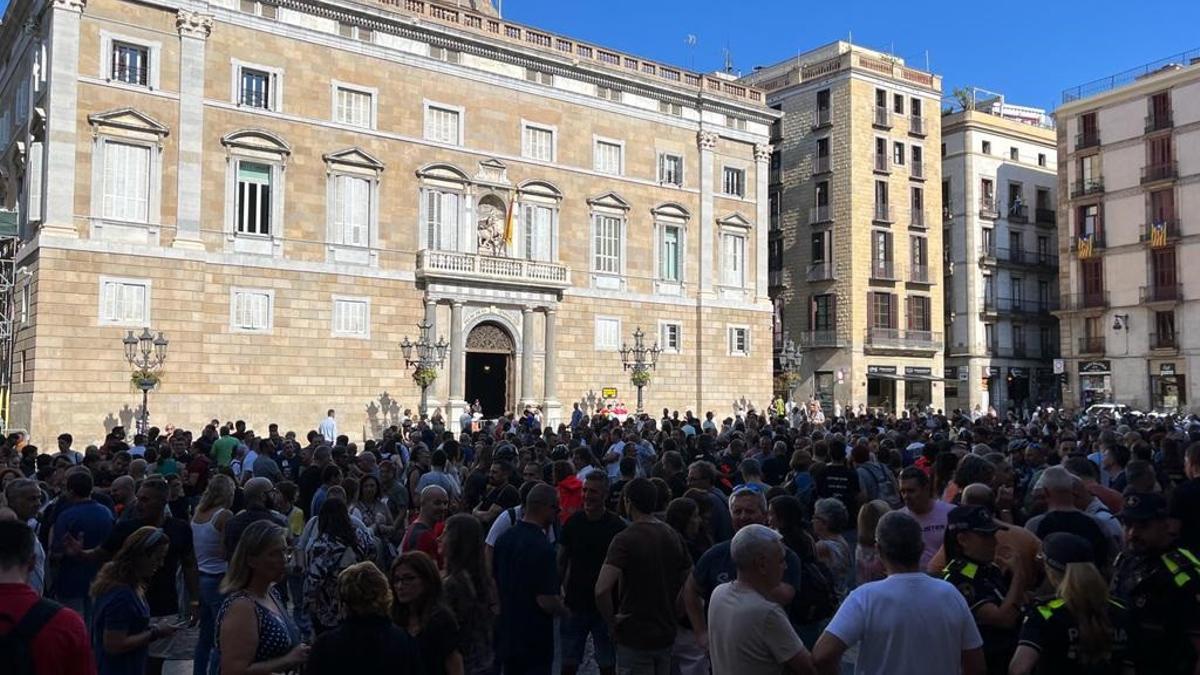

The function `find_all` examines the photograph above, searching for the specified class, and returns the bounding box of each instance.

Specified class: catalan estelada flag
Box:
[1078,234,1094,259]
[503,193,516,249]
[1149,221,1168,248]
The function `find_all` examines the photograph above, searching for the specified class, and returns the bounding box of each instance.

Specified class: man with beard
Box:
[472,460,521,526]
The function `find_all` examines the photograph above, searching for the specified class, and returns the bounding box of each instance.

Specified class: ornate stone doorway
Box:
[464,322,515,418]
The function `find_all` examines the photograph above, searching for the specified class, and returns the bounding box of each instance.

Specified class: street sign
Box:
[602,387,618,399]
[1053,358,1064,375]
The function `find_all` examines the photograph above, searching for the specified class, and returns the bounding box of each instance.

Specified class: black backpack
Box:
[0,598,63,675]
[796,558,839,623]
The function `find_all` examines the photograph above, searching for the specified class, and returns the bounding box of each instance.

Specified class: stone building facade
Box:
[742,42,945,414]
[1056,54,1200,412]
[941,100,1059,414]
[0,0,777,443]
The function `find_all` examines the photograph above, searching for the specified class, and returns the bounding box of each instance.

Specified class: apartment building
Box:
[743,42,944,414]
[1057,50,1200,411]
[0,0,777,441]
[942,96,1059,414]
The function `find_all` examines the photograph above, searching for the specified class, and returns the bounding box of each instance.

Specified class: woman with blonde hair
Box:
[90,526,179,675]
[191,474,235,675]
[1009,533,1134,675]
[307,561,421,675]
[854,500,891,584]
[215,521,308,675]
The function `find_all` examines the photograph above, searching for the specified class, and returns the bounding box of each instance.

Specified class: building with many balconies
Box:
[1056,49,1200,411]
[0,0,777,440]
[941,92,1059,414]
[742,42,945,414]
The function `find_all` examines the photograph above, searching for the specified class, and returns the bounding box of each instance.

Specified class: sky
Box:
[4,0,1197,111]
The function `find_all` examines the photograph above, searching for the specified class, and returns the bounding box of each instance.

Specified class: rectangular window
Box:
[334,86,373,128]
[231,289,272,332]
[870,292,895,329]
[524,68,554,86]
[1150,188,1176,223]
[111,42,149,86]
[239,67,271,109]
[659,153,683,186]
[1010,146,1019,161]
[1078,204,1100,238]
[523,124,554,162]
[981,140,992,154]
[596,85,622,102]
[332,174,370,247]
[425,105,461,145]
[430,46,460,64]
[893,142,905,166]
[893,93,904,114]
[332,298,368,338]
[729,326,749,355]
[721,232,746,287]
[811,295,835,331]
[911,98,922,118]
[658,101,683,117]
[660,225,681,282]
[236,161,272,235]
[595,317,620,351]
[722,167,746,197]
[593,215,622,274]
[594,140,623,175]
[660,322,682,352]
[907,296,931,331]
[102,141,150,222]
[1036,188,1052,211]
[423,189,461,251]
[811,231,831,263]
[521,203,553,262]
[1038,153,1047,167]
[99,278,148,325]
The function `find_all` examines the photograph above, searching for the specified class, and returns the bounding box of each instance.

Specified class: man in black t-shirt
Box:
[1169,442,1200,551]
[558,470,625,675]
[1025,466,1111,568]
[814,438,864,524]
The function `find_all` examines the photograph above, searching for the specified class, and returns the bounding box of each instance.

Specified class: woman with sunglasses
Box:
[391,551,464,675]
[90,526,177,675]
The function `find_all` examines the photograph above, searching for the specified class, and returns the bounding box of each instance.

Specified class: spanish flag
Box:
[503,193,516,250]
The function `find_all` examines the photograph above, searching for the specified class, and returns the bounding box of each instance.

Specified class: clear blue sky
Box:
[4,0,1197,111]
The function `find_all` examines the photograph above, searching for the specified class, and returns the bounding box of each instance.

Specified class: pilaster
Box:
[173,10,213,250]
[41,0,87,238]
[698,130,717,294]
[754,142,771,302]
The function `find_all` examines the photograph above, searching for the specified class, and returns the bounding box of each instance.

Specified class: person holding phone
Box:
[90,526,179,675]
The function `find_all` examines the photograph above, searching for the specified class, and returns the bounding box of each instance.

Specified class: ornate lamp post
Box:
[619,327,661,415]
[122,328,168,435]
[400,321,448,421]
[778,334,802,402]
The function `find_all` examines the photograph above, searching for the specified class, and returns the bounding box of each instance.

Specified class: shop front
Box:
[1007,367,1030,411]
[982,366,1001,411]
[1150,362,1185,412]
[904,366,933,410]
[1078,360,1112,407]
[867,365,897,411]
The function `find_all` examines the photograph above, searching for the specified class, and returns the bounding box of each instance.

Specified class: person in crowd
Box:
[1169,441,1200,551]
[5,478,46,594]
[493,482,565,675]
[1024,466,1111,569]
[686,461,734,543]
[813,511,985,675]
[1009,533,1134,675]
[416,449,462,503]
[471,460,521,526]
[941,505,1028,674]
[349,473,396,564]
[854,500,891,584]
[190,474,235,675]
[666,496,708,562]
[215,521,306,675]
[308,561,420,675]
[559,470,624,675]
[51,467,114,624]
[304,497,375,635]
[390,551,464,675]
[90,526,178,675]
[402,485,449,565]
[441,513,495,675]
[707,524,815,675]
[927,483,1043,581]
[224,478,287,560]
[1110,491,1200,674]
[812,498,852,598]
[0,520,94,675]
[814,438,865,544]
[897,467,954,570]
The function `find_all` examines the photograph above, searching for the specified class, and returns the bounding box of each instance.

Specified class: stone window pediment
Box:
[417,162,471,188]
[651,202,691,223]
[587,191,630,212]
[88,108,169,142]
[323,147,385,175]
[717,211,753,230]
[518,179,562,203]
[220,129,291,161]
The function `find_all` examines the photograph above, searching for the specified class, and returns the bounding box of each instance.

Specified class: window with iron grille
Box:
[240,68,271,109]
[111,42,149,86]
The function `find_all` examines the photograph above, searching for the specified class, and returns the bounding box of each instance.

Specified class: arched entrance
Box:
[465,322,515,418]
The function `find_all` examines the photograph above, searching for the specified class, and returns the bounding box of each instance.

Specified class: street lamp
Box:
[122,327,168,435]
[619,326,661,415]
[778,334,802,402]
[400,321,448,421]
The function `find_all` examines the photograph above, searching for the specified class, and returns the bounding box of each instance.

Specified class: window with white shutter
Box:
[660,322,682,352]
[595,317,620,351]
[334,86,373,128]
[722,167,746,197]
[721,232,746,287]
[231,289,272,332]
[593,215,622,274]
[332,297,369,338]
[522,203,553,261]
[423,189,461,251]
[523,125,554,162]
[333,175,370,247]
[658,153,683,186]
[594,140,623,175]
[660,225,681,282]
[728,326,750,355]
[99,277,149,325]
[425,105,461,145]
[102,141,150,222]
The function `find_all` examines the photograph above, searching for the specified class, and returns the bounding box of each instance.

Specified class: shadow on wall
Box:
[576,390,600,414]
[102,405,139,436]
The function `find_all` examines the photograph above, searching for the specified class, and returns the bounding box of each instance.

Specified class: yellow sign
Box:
[602,387,618,399]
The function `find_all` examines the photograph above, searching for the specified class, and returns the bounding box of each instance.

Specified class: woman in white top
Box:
[192,474,235,675]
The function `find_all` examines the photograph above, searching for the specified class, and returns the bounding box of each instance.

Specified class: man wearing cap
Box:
[1110,491,1200,674]
[942,505,1028,675]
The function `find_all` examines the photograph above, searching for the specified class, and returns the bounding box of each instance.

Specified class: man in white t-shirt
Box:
[813,511,984,675]
[897,466,954,569]
[708,524,813,675]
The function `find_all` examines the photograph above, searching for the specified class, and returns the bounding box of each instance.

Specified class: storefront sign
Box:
[868,365,897,375]
[1053,358,1065,375]
[1078,360,1111,374]
[959,366,969,381]
[944,367,958,380]
[1160,363,1176,375]
[905,366,933,376]
[1009,367,1028,378]
[601,387,618,399]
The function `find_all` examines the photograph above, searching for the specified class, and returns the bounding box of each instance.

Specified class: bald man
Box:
[401,485,448,565]
[223,477,287,559]
[927,484,1042,580]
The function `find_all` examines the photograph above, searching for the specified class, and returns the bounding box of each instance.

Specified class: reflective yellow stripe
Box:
[1047,598,1065,610]
[1176,572,1191,587]
[1180,548,1200,567]
[1164,555,1181,573]
[962,562,978,579]
[1037,599,1066,620]
[1038,605,1053,620]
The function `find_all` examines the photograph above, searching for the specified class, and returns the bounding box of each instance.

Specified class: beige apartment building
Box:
[942,95,1060,415]
[742,42,945,414]
[1056,51,1200,412]
[0,0,777,442]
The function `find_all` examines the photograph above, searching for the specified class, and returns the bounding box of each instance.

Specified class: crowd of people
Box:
[1,401,1199,675]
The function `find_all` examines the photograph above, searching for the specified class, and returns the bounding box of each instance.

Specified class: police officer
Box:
[942,505,1029,675]
[1110,491,1200,674]
[1010,532,1133,675]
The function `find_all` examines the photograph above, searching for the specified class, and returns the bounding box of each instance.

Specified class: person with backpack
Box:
[852,444,902,510]
[0,520,93,675]
[769,495,839,648]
